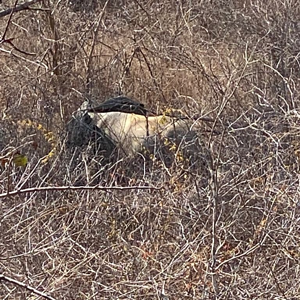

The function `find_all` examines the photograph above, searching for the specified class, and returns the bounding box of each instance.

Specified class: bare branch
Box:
[1,0,18,41]
[0,0,42,55]
[86,0,110,95]
[0,0,42,18]
[1,38,36,55]
[0,185,161,199]
[0,274,56,300]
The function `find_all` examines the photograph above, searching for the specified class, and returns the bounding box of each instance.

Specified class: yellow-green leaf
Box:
[13,154,28,167]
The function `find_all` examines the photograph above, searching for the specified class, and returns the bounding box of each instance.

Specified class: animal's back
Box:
[90,111,196,156]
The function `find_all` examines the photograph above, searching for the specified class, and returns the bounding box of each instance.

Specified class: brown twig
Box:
[1,38,36,55]
[1,0,18,41]
[86,0,110,95]
[0,0,40,56]
[136,46,167,102]
[0,0,42,18]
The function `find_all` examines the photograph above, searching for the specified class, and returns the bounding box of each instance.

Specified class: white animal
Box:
[88,110,197,157]
[67,97,201,166]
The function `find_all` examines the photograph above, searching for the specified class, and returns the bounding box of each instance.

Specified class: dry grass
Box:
[0,0,300,299]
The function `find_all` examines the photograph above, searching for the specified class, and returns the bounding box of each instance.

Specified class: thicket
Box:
[0,0,299,299]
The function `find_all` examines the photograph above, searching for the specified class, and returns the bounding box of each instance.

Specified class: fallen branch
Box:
[0,185,161,199]
[0,274,56,300]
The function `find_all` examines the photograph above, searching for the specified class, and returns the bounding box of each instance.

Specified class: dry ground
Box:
[0,0,300,299]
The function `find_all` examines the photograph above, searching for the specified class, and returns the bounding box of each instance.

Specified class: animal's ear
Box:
[79,101,91,110]
[69,109,93,125]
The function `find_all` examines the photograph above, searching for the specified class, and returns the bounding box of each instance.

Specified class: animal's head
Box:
[66,109,116,157]
[66,110,94,148]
